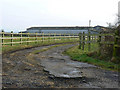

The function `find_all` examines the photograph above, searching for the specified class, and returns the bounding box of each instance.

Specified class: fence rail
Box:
[78,32,115,51]
[0,31,79,46]
[78,31,120,62]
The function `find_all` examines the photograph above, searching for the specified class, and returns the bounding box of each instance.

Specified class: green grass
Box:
[2,38,79,54]
[64,43,119,72]
[3,36,79,43]
[31,43,71,54]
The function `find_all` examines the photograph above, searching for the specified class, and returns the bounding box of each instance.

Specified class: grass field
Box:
[64,43,119,71]
[2,37,79,54]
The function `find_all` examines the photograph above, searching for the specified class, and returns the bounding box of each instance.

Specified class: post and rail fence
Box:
[0,30,79,46]
[78,31,120,63]
[0,30,120,62]
[78,32,116,51]
[1,30,119,50]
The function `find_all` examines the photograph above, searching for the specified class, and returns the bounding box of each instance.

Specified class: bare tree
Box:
[108,14,120,28]
[114,14,120,27]
[106,2,120,28]
[118,1,120,25]
[117,14,120,25]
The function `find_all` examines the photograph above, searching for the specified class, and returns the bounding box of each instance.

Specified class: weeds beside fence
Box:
[78,31,120,63]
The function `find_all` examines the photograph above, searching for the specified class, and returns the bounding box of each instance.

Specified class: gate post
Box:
[82,32,85,50]
[79,33,82,49]
[88,32,91,51]
[111,25,120,63]
[98,32,102,55]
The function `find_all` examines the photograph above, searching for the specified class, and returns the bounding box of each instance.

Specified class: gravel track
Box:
[2,43,119,88]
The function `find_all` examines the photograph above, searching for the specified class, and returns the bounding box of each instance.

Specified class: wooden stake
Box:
[1,30,4,46]
[79,33,82,49]
[11,31,13,46]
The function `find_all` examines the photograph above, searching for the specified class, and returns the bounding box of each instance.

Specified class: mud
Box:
[36,44,96,78]
[2,43,119,88]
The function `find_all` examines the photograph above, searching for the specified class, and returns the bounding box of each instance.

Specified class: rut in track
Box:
[2,43,119,88]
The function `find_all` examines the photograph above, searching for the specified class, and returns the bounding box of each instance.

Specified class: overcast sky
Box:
[0,0,120,32]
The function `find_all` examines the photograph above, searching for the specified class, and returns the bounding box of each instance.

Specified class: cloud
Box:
[1,0,119,32]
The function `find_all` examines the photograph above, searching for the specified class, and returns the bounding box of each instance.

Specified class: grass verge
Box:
[64,43,119,72]
[2,39,78,54]
[31,43,72,54]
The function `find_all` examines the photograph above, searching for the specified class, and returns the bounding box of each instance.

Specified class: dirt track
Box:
[2,43,119,88]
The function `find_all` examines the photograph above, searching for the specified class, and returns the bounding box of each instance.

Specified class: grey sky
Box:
[1,0,120,32]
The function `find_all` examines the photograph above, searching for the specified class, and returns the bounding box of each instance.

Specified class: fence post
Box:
[49,32,50,42]
[88,32,91,51]
[113,33,117,57]
[35,33,37,44]
[48,32,49,41]
[82,32,85,50]
[27,33,29,45]
[97,32,101,42]
[111,27,120,63]
[11,31,13,46]
[98,32,102,55]
[51,33,54,41]
[54,33,56,42]
[20,32,22,44]
[1,30,4,46]
[79,33,82,49]
[42,32,44,43]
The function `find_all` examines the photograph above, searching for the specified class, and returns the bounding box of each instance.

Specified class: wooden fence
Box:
[78,32,115,51]
[78,31,120,62]
[0,30,79,46]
